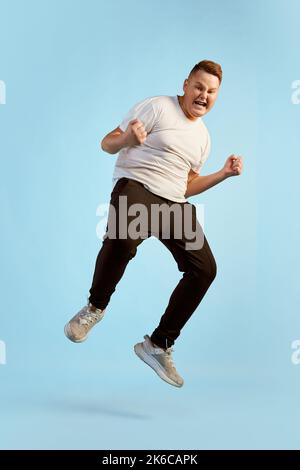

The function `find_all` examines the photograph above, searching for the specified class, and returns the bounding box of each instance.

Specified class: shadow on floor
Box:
[45,397,152,421]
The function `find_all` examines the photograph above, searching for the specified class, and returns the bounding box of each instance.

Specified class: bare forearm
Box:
[101,133,128,154]
[185,170,227,198]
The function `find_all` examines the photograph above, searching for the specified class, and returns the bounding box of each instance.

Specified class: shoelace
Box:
[153,345,176,369]
[165,347,176,368]
[79,308,103,326]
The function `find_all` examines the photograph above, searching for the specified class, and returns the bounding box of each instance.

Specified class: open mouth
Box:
[194,100,207,107]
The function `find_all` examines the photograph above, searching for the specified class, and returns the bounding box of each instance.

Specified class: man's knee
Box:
[209,255,217,283]
[104,237,139,259]
[193,254,217,285]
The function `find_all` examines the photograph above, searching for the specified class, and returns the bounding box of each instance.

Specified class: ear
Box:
[183,78,188,93]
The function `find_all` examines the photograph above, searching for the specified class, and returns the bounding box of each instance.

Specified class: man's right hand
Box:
[124,119,148,147]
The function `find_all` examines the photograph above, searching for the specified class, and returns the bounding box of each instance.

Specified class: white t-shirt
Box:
[112,95,211,202]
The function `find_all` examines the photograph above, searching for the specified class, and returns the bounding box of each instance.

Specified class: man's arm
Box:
[185,169,227,198]
[101,119,147,154]
[185,155,243,198]
[101,126,127,154]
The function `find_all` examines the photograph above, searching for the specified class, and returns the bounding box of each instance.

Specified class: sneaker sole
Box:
[134,343,183,388]
[64,323,88,343]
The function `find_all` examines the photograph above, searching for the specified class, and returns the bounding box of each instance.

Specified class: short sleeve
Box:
[119,97,157,133]
[191,131,211,173]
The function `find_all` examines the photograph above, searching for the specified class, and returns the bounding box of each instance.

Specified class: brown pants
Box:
[89,177,217,349]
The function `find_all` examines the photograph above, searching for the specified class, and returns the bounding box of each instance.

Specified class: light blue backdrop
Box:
[0,0,299,450]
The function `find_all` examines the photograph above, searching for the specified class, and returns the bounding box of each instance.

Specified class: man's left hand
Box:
[222,154,243,178]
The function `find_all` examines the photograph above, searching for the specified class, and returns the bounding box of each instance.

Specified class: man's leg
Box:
[150,234,217,349]
[134,200,216,387]
[65,178,145,342]
[88,236,143,310]
[89,178,146,309]
[150,203,217,349]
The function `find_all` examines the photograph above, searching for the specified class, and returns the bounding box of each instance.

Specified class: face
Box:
[181,69,220,120]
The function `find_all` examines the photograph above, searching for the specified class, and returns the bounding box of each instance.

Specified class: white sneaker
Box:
[134,335,184,388]
[64,303,105,343]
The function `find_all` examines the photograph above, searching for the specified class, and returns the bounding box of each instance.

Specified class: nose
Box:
[199,92,208,101]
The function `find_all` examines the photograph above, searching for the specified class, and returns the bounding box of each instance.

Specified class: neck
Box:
[177,95,197,121]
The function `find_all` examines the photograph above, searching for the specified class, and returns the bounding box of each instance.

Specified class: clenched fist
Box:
[222,154,243,178]
[124,119,148,147]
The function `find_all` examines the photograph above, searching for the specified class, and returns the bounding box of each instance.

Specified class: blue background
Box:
[1,0,300,450]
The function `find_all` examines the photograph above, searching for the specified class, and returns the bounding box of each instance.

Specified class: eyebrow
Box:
[194,81,218,90]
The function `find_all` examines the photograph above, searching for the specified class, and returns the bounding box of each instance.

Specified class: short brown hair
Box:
[188,60,222,84]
